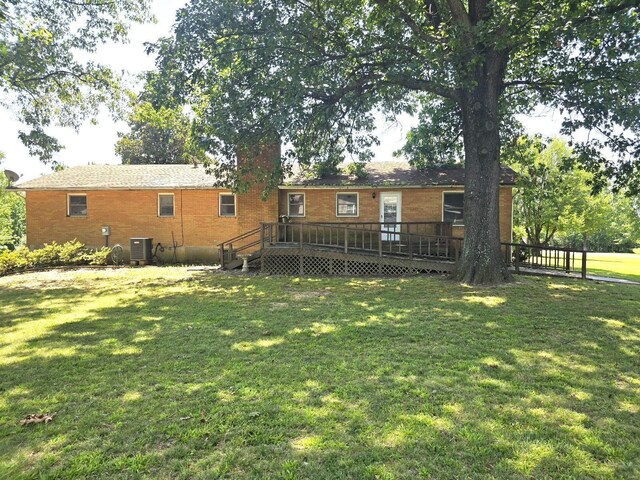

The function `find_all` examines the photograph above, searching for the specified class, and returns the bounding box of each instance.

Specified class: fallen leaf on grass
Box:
[20,413,56,426]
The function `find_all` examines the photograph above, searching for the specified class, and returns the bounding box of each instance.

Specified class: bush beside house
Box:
[0,240,111,276]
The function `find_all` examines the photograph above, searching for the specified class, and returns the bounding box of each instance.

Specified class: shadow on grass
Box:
[0,271,638,479]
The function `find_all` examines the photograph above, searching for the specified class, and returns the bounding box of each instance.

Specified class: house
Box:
[15,147,516,269]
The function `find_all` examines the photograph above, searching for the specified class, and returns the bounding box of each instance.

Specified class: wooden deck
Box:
[219,221,461,276]
[218,223,592,279]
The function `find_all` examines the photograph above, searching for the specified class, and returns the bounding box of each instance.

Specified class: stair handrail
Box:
[218,225,266,269]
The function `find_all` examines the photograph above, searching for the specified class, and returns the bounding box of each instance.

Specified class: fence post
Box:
[514,245,520,273]
[581,250,587,279]
[261,223,265,251]
[565,249,571,273]
[378,224,383,257]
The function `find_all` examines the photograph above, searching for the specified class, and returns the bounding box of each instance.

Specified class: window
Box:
[336,193,358,217]
[67,194,87,217]
[443,192,464,226]
[158,194,175,217]
[288,193,305,217]
[219,193,236,217]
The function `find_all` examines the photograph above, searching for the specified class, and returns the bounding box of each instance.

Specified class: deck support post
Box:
[565,249,571,273]
[260,223,265,251]
[299,224,304,275]
[408,233,413,259]
[344,227,348,254]
[514,245,521,273]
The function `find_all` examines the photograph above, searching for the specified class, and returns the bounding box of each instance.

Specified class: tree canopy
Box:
[115,99,206,165]
[0,0,151,163]
[0,152,25,249]
[150,0,638,284]
[506,135,640,251]
[153,0,638,186]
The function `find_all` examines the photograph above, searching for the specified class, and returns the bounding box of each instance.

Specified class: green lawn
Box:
[0,268,639,479]
[584,251,640,283]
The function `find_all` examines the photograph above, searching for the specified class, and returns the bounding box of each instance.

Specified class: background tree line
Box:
[506,135,640,252]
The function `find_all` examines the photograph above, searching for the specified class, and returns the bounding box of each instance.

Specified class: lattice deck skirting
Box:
[260,247,455,276]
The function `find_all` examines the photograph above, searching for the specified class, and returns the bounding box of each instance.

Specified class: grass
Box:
[0,267,638,479]
[583,251,640,283]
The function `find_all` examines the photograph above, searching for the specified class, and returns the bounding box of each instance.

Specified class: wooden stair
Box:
[223,250,263,270]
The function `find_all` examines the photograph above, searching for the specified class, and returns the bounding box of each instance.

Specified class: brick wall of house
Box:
[25,144,282,262]
[279,186,513,243]
[25,187,279,262]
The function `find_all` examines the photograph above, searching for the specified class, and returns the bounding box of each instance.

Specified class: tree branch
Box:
[374,0,436,44]
[383,75,460,102]
[445,0,471,29]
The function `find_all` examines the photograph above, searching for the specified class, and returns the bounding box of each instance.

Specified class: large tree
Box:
[115,99,207,165]
[506,136,576,246]
[506,135,630,250]
[152,0,639,284]
[0,0,151,163]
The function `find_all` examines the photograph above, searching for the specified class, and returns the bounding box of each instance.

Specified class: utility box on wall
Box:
[101,226,111,236]
[130,238,153,262]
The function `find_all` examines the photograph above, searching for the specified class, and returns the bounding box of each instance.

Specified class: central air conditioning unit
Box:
[130,238,153,262]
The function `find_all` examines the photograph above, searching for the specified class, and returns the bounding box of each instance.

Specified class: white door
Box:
[380,192,402,241]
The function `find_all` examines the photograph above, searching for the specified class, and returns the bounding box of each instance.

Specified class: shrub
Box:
[0,241,112,277]
[57,240,87,265]
[84,247,111,266]
[29,242,64,267]
[0,247,30,276]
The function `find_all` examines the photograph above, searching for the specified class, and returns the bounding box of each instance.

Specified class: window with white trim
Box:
[288,193,305,217]
[336,193,358,217]
[219,194,236,217]
[68,194,87,217]
[158,194,175,217]
[443,192,464,226]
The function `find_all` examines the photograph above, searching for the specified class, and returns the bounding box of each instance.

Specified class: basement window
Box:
[288,193,305,217]
[336,193,359,217]
[68,194,87,217]
[219,194,236,217]
[158,194,175,217]
[443,192,464,226]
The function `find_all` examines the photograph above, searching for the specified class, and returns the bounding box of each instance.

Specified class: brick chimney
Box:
[235,140,281,230]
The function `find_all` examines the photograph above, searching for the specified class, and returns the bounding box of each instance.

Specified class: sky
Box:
[0,1,565,182]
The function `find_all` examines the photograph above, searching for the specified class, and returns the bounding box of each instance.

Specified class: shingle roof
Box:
[14,161,517,190]
[283,161,517,187]
[15,164,220,190]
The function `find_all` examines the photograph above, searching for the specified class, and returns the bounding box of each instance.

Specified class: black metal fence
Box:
[502,242,587,279]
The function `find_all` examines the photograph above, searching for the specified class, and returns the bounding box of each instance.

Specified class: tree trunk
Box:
[453,67,512,285]
[582,232,589,251]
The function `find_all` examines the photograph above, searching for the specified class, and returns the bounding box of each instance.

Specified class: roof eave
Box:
[279,183,515,189]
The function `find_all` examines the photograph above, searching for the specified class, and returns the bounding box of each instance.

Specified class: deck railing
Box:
[502,242,587,279]
[219,224,589,278]
[260,221,461,261]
